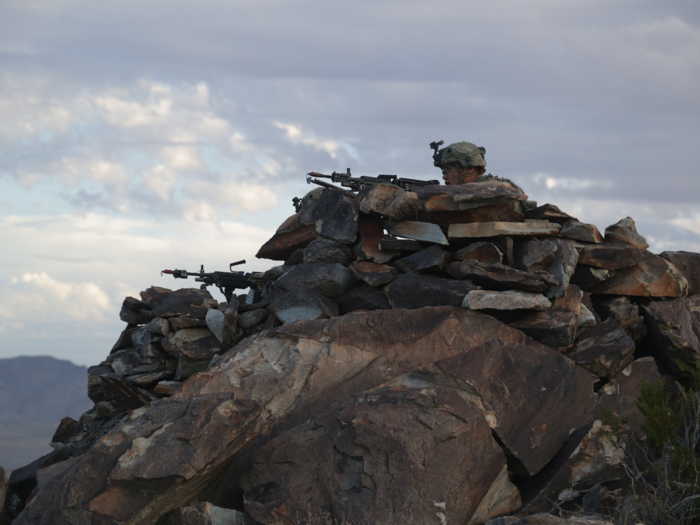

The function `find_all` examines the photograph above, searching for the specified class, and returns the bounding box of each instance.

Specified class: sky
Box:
[1,0,699,366]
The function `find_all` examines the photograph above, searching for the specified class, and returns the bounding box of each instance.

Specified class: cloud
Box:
[274,122,342,159]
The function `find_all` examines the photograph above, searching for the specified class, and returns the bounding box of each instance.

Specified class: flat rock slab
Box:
[333,284,391,314]
[17,307,539,525]
[577,243,644,271]
[268,286,339,323]
[447,261,560,293]
[449,221,560,239]
[587,250,688,297]
[416,180,527,211]
[241,386,520,525]
[565,318,635,379]
[454,242,503,264]
[348,260,398,286]
[524,203,577,223]
[416,204,524,226]
[410,339,596,476]
[642,295,700,376]
[660,250,700,296]
[464,290,552,311]
[559,221,604,243]
[393,244,452,273]
[384,272,478,309]
[604,217,649,250]
[357,184,420,220]
[162,328,223,361]
[256,223,318,261]
[276,263,359,298]
[378,237,423,252]
[384,220,449,245]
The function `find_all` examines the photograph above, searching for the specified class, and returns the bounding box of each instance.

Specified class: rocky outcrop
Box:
[7,181,700,525]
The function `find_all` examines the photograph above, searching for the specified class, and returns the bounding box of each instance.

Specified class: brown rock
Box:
[488,516,611,525]
[592,296,646,344]
[411,339,596,476]
[642,295,700,376]
[393,244,452,273]
[377,237,423,252]
[514,239,558,272]
[152,292,215,319]
[268,286,339,323]
[18,307,539,525]
[348,260,398,286]
[464,290,552,311]
[256,223,318,261]
[509,285,583,349]
[333,284,391,314]
[384,272,478,309]
[588,250,688,297]
[454,242,503,264]
[416,180,527,211]
[302,238,353,265]
[9,449,69,501]
[565,318,635,379]
[276,263,359,298]
[357,183,421,220]
[119,297,154,325]
[168,317,207,330]
[577,243,644,271]
[524,203,577,223]
[604,217,649,250]
[416,204,524,226]
[354,215,399,264]
[559,221,604,243]
[447,260,560,293]
[384,220,449,245]
[241,386,520,525]
[449,221,560,240]
[660,250,700,295]
[153,381,181,396]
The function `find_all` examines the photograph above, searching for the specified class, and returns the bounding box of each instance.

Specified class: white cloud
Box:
[274,122,341,159]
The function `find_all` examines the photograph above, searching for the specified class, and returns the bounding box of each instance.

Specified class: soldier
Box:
[432,141,536,210]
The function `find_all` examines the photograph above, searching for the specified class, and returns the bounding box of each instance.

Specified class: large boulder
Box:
[564,318,635,379]
[15,308,542,525]
[276,263,359,298]
[447,261,559,293]
[384,272,478,309]
[241,386,520,525]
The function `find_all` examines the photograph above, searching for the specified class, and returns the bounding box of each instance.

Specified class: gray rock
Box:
[393,244,452,273]
[384,272,478,309]
[570,265,614,290]
[357,183,420,220]
[464,290,552,311]
[119,297,154,325]
[162,329,223,361]
[447,260,559,293]
[222,296,239,348]
[205,309,225,343]
[169,317,208,330]
[514,239,558,272]
[579,304,596,327]
[524,203,577,223]
[276,263,359,298]
[448,221,560,239]
[152,293,213,319]
[565,318,635,379]
[592,296,646,344]
[268,286,339,323]
[378,237,423,252]
[311,189,359,244]
[238,309,268,330]
[544,238,579,298]
[577,243,644,271]
[111,325,137,353]
[559,220,604,243]
[0,467,7,524]
[111,349,141,374]
[604,216,649,250]
[160,502,254,525]
[302,238,353,265]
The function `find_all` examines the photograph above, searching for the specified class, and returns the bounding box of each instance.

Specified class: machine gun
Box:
[161,260,265,303]
[306,168,440,193]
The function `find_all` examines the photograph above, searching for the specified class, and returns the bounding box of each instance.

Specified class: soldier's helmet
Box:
[433,142,487,168]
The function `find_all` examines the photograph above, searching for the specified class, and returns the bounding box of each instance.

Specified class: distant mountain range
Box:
[0,356,93,472]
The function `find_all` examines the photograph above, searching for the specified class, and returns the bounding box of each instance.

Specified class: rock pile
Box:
[4,180,700,525]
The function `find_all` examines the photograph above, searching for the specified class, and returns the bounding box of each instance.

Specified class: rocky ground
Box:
[3,180,700,524]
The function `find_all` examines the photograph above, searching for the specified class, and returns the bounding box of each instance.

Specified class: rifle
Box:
[306,168,440,193]
[161,260,265,304]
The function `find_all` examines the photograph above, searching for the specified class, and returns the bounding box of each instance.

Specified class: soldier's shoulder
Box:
[477,173,524,192]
